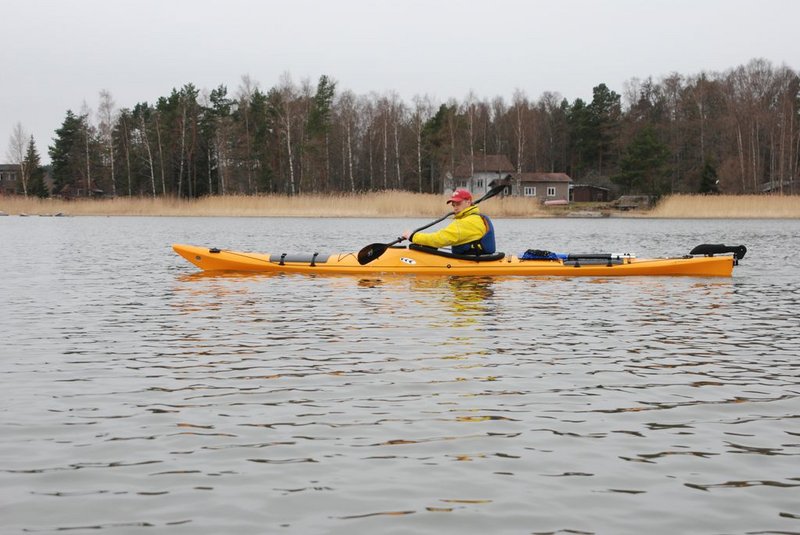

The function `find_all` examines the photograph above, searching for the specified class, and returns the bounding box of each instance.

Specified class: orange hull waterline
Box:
[172,243,743,277]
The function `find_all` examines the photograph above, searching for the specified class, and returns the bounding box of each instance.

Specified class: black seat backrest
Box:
[409,244,505,262]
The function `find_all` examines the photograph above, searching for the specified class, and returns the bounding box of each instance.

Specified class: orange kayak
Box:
[173,243,745,277]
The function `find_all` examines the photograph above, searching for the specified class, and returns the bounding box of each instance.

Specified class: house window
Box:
[547,186,556,197]
[456,180,468,189]
[475,179,484,189]
[524,186,536,196]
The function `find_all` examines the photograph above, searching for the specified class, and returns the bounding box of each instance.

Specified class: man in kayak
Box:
[402,189,496,254]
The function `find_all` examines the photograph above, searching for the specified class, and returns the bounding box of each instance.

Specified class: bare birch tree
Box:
[117,110,134,196]
[6,122,28,196]
[411,95,434,192]
[463,91,478,177]
[445,98,460,176]
[361,97,377,190]
[80,101,93,193]
[336,90,359,192]
[686,73,710,164]
[375,95,389,189]
[276,72,298,195]
[153,112,167,195]
[662,73,684,192]
[134,105,157,197]
[538,91,565,172]
[296,77,315,193]
[512,89,529,173]
[388,92,405,188]
[237,75,258,193]
[97,90,116,196]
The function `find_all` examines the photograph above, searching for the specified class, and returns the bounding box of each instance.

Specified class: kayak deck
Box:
[173,243,739,277]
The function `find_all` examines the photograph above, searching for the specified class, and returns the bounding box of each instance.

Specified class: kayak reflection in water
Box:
[401,189,496,255]
[440,277,497,328]
[409,276,497,327]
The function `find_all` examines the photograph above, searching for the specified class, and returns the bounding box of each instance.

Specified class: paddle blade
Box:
[690,243,747,260]
[357,243,390,265]
[480,179,511,203]
[488,175,512,190]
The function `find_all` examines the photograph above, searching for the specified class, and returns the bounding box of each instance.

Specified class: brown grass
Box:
[2,192,798,218]
[649,194,800,218]
[0,191,548,218]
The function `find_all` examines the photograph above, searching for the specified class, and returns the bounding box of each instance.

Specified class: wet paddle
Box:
[357,178,510,265]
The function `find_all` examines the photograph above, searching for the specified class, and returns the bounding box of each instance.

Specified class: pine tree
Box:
[698,161,720,193]
[612,126,671,195]
[24,137,49,198]
[588,83,621,175]
[566,98,593,176]
[421,104,451,192]
[49,110,85,194]
[308,75,336,136]
[306,75,337,191]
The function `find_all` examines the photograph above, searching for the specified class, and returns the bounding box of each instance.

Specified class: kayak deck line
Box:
[172,243,745,278]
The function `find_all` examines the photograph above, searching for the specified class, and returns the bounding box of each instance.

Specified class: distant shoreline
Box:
[1,193,799,219]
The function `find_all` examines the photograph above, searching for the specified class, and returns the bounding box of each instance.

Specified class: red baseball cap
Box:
[447,189,473,204]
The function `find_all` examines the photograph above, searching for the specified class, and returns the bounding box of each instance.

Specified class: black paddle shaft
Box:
[356,178,510,265]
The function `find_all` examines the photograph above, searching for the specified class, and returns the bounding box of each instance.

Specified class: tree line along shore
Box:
[1,192,798,219]
[6,58,798,204]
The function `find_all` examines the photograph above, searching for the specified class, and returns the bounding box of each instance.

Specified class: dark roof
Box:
[453,154,514,177]
[571,184,609,191]
[515,172,572,183]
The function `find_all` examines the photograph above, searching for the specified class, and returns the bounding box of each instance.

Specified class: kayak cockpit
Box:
[408,243,505,262]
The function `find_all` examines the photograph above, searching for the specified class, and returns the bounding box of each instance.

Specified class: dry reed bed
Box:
[650,194,800,218]
[1,193,798,218]
[0,191,547,218]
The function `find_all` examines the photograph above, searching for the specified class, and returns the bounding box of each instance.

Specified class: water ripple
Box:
[2,217,799,534]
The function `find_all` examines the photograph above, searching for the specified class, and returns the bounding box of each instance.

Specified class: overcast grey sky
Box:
[3,0,798,164]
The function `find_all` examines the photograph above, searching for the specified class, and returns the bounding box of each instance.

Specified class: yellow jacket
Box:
[411,206,487,249]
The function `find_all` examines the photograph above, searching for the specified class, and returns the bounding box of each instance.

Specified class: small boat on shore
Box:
[173,243,746,278]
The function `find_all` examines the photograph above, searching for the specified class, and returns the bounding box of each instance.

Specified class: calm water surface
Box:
[1,216,799,534]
